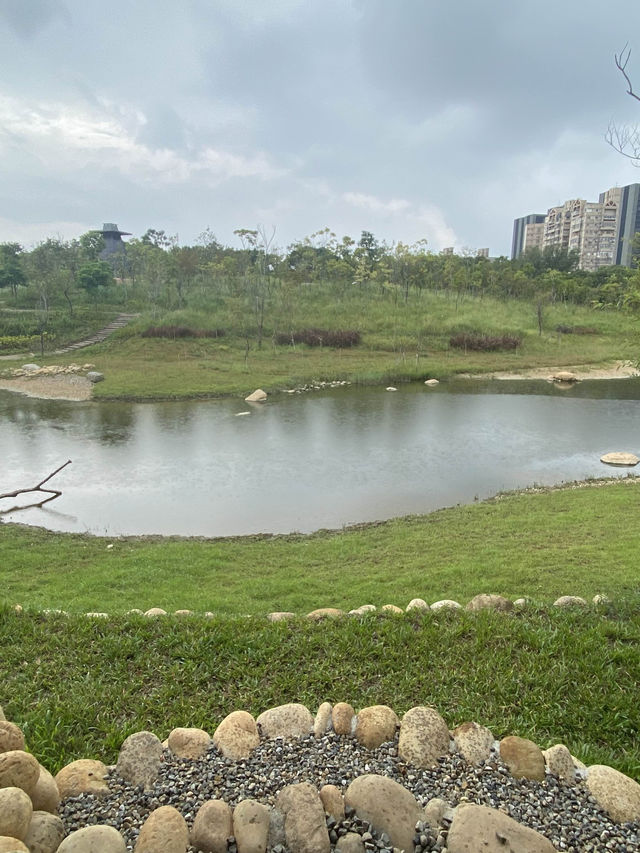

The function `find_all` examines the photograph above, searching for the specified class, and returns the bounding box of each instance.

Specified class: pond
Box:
[2,379,640,537]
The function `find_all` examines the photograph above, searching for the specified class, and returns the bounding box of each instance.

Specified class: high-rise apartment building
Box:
[511,214,546,260]
[511,184,640,270]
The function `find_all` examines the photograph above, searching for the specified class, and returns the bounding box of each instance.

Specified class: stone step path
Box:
[53,313,139,354]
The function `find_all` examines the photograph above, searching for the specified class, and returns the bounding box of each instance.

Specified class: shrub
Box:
[141,325,225,339]
[449,332,521,352]
[555,325,598,335]
[0,333,53,352]
[275,328,361,348]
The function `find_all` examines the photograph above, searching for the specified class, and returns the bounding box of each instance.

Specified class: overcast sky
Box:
[1,0,640,256]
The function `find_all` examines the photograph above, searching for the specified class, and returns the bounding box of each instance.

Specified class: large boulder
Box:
[313,702,332,738]
[0,839,28,852]
[332,702,355,736]
[276,783,329,853]
[542,744,575,782]
[0,721,25,754]
[600,451,639,466]
[23,811,65,853]
[344,775,421,853]
[499,736,545,781]
[55,759,109,799]
[245,389,267,402]
[31,766,60,813]
[213,711,260,759]
[167,727,211,759]
[319,785,344,821]
[354,705,399,749]
[586,765,640,822]
[116,731,163,790]
[398,706,450,768]
[232,799,270,853]
[0,787,32,841]
[57,825,126,853]
[134,806,189,853]
[452,721,495,765]
[466,594,513,612]
[256,704,313,739]
[0,751,41,797]
[447,803,556,852]
[190,800,233,853]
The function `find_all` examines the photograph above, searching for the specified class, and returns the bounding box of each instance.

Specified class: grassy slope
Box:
[2,480,640,613]
[6,290,636,399]
[0,605,638,778]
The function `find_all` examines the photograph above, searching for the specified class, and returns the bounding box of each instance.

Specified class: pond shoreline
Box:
[0,360,638,402]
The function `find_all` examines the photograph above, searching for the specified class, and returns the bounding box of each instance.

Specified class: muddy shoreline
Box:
[0,360,638,402]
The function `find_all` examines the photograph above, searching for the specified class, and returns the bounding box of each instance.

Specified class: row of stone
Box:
[8,593,611,621]
[1,697,640,853]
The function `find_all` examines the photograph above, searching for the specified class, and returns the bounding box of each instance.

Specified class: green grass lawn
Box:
[0,605,638,778]
[2,479,639,613]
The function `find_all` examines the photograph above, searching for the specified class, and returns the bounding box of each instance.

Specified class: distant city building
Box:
[99,223,131,258]
[441,247,454,255]
[511,184,640,270]
[476,248,490,258]
[511,214,545,260]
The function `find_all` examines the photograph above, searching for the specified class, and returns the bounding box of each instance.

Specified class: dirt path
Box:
[0,374,93,401]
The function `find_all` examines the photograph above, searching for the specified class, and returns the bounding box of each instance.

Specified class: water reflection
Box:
[2,381,640,537]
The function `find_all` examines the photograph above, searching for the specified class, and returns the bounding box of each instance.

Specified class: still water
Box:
[2,379,640,537]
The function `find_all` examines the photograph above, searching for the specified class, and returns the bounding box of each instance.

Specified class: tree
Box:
[606,44,640,163]
[77,261,113,300]
[0,243,26,300]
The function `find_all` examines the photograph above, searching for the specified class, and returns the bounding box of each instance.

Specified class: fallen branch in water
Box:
[0,460,72,513]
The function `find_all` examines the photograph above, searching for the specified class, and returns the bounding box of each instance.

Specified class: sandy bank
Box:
[0,374,93,401]
[460,360,640,381]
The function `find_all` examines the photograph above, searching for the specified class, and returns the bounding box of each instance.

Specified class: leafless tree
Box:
[606,44,640,164]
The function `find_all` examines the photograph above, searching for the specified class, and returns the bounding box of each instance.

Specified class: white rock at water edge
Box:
[600,452,639,466]
[245,389,267,402]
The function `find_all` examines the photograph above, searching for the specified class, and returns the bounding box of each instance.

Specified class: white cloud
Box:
[342,192,411,215]
[0,93,284,186]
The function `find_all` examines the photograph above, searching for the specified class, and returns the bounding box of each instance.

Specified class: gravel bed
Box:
[59,733,639,852]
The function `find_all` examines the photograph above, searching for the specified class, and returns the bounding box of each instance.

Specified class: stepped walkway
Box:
[53,313,139,354]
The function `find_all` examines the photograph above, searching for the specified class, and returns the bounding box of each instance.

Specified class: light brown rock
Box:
[447,803,556,852]
[256,703,313,739]
[380,604,403,614]
[424,378,440,386]
[466,594,513,612]
[423,797,449,831]
[600,452,639,466]
[586,764,640,822]
[144,607,167,617]
[500,736,545,781]
[319,785,344,821]
[276,783,329,853]
[398,706,450,768]
[551,371,578,382]
[405,598,430,612]
[0,787,32,841]
[543,744,575,782]
[348,605,376,616]
[0,839,28,852]
[354,706,399,749]
[306,608,344,621]
[336,834,365,853]
[57,825,126,852]
[430,599,462,611]
[134,806,189,852]
[0,751,40,797]
[174,609,192,616]
[314,702,332,738]
[0,707,4,721]
[332,703,355,736]
[452,721,495,765]
[23,811,65,853]
[55,759,109,799]
[592,594,610,605]
[168,727,211,759]
[245,389,267,402]
[232,799,270,853]
[31,765,60,814]
[0,722,25,754]
[553,595,587,607]
[191,799,233,853]
[213,711,260,759]
[345,774,421,853]
[267,612,295,622]
[116,731,163,790]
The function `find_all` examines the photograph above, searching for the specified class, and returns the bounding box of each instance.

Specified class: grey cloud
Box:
[0,0,70,38]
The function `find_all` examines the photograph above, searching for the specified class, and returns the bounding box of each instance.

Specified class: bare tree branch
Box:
[615,44,640,102]
[607,45,640,163]
[0,460,72,513]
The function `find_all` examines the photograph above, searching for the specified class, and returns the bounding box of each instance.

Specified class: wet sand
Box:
[0,374,93,401]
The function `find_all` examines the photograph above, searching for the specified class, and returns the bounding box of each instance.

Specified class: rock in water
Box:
[600,451,639,466]
[245,389,267,402]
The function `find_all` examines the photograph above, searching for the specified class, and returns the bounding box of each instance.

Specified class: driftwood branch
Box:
[0,460,72,513]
